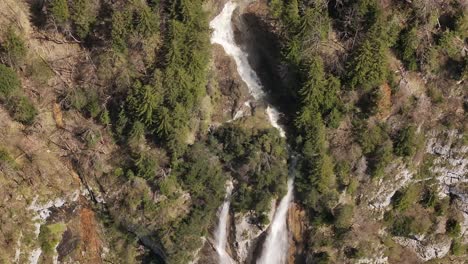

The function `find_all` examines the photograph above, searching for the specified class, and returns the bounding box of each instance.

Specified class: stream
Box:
[210,1,293,263]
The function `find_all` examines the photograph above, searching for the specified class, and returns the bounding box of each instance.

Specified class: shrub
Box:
[446,219,461,238]
[451,239,465,256]
[394,125,423,158]
[434,198,450,216]
[0,64,20,98]
[438,30,459,59]
[427,85,444,104]
[0,148,16,169]
[334,204,354,229]
[133,151,158,180]
[39,223,66,255]
[398,26,419,71]
[1,27,27,67]
[6,96,37,125]
[392,184,422,211]
[99,109,111,125]
[359,124,389,155]
[69,87,101,118]
[390,215,413,236]
[368,140,393,178]
[70,0,97,38]
[26,59,53,85]
[50,0,70,25]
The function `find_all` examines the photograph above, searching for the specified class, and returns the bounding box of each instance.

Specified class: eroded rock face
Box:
[426,130,468,198]
[368,164,413,211]
[211,44,251,123]
[287,202,306,264]
[393,236,451,261]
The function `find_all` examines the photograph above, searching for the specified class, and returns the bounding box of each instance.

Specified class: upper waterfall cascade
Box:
[210,1,294,263]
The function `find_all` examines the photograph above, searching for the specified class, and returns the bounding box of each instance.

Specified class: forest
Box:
[0,0,466,263]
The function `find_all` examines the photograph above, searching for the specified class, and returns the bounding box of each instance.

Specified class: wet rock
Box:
[287,202,306,264]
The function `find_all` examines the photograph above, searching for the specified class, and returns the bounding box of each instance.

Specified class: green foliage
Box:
[394,125,423,158]
[177,143,225,206]
[284,0,300,28]
[213,124,287,219]
[111,9,132,52]
[0,64,20,98]
[0,148,16,169]
[111,1,159,52]
[99,109,111,125]
[392,184,422,212]
[398,26,420,71]
[438,30,459,59]
[295,57,342,130]
[83,128,101,148]
[69,87,101,118]
[126,80,162,126]
[6,95,37,125]
[1,27,27,67]
[312,251,331,264]
[39,223,66,255]
[269,0,283,19]
[368,140,393,178]
[132,151,158,180]
[451,239,466,256]
[296,112,337,213]
[446,219,461,238]
[50,0,70,25]
[389,215,413,236]
[26,59,54,85]
[427,85,444,104]
[334,204,354,229]
[70,0,97,38]
[347,14,390,91]
[358,123,389,155]
[163,143,226,263]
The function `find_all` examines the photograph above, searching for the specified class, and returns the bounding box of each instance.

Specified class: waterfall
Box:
[257,166,295,264]
[210,1,265,100]
[214,182,235,264]
[210,1,294,263]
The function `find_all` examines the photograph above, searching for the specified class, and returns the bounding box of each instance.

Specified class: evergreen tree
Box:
[399,26,419,71]
[347,10,390,91]
[126,81,161,126]
[50,0,70,25]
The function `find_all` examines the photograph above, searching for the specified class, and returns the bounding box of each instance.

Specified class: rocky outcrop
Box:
[210,45,251,123]
[426,129,468,198]
[393,236,451,261]
[368,164,413,211]
[287,202,306,264]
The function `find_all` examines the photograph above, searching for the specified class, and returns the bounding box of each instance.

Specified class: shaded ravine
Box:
[210,1,293,263]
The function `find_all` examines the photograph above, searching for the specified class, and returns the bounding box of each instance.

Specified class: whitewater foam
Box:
[214,182,235,264]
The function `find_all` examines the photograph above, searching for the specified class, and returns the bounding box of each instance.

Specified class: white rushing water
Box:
[210,1,286,136]
[210,1,293,263]
[257,172,295,264]
[210,1,265,100]
[214,181,235,264]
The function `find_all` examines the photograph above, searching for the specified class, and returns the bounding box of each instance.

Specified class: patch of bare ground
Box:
[79,208,103,263]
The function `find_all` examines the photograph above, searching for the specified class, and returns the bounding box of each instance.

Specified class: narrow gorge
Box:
[210,1,293,263]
